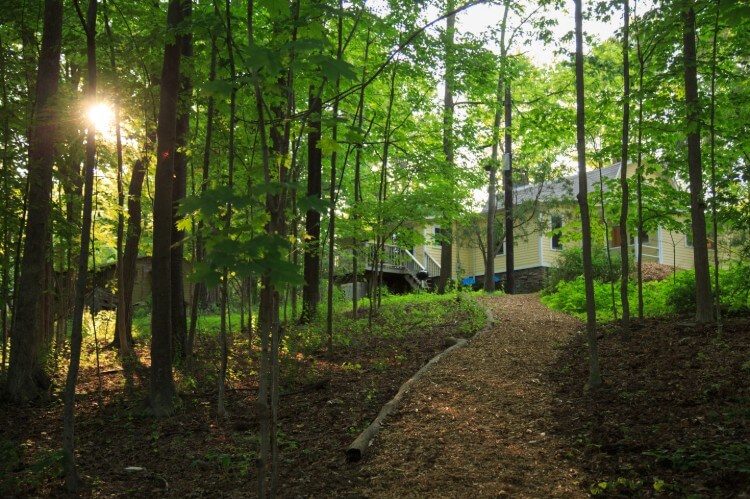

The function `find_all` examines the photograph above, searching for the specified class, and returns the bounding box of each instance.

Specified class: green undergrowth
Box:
[127,290,487,356]
[286,291,487,354]
[541,264,750,322]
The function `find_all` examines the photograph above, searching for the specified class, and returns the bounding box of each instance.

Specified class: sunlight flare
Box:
[86,101,115,131]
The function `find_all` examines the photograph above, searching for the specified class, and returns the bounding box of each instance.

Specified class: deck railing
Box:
[364,243,440,278]
[423,251,441,278]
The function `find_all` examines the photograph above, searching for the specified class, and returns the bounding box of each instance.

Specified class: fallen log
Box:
[345,337,466,462]
[345,300,494,463]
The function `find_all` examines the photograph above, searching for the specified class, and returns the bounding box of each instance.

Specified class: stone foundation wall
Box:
[476,266,549,294]
[505,266,549,293]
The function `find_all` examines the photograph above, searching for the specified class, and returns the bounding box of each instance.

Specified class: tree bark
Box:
[682,2,713,323]
[188,6,218,360]
[708,0,722,328]
[63,0,97,489]
[149,0,185,416]
[574,0,602,388]
[5,0,63,402]
[171,0,192,361]
[503,82,514,294]
[115,159,146,356]
[619,0,631,335]
[217,0,235,419]
[301,89,322,322]
[325,4,343,353]
[485,0,510,294]
[438,0,456,294]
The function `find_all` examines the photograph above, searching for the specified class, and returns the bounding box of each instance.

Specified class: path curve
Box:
[354,293,588,497]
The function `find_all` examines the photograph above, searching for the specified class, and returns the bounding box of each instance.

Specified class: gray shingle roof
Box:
[482,162,622,212]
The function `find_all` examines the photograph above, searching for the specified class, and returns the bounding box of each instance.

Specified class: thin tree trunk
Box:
[171,0,192,362]
[438,0,456,294]
[63,0,97,489]
[574,0,602,388]
[5,0,63,402]
[597,160,618,321]
[503,77,515,294]
[325,3,343,353]
[115,159,146,357]
[187,8,218,361]
[0,33,12,373]
[352,30,370,315]
[619,0,631,335]
[217,0,236,419]
[708,0,722,330]
[149,0,185,416]
[682,1,713,323]
[301,89,322,322]
[635,9,645,320]
[485,0,509,294]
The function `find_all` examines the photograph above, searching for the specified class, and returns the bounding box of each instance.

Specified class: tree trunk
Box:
[619,0,631,335]
[188,8,218,361]
[115,159,146,356]
[217,0,236,419]
[438,0,456,295]
[63,0,97,489]
[682,2,713,323]
[5,0,63,403]
[635,19,645,321]
[485,0,509,294]
[574,0,602,389]
[149,0,185,416]
[171,0,192,362]
[301,89,322,322]
[708,0,722,329]
[325,6,343,353]
[503,81,515,294]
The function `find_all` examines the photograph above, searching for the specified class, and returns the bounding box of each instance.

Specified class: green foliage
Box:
[286,291,486,354]
[542,275,671,321]
[666,265,750,315]
[542,263,750,321]
[545,245,631,291]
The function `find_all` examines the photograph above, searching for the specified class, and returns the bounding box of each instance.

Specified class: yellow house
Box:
[400,162,699,292]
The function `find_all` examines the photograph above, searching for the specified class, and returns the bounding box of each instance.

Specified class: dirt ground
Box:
[347,294,750,497]
[3,293,749,497]
[348,294,589,498]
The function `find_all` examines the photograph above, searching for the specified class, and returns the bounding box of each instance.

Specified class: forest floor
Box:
[349,294,750,497]
[2,293,749,497]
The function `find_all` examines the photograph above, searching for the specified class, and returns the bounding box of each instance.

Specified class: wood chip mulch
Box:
[349,294,588,498]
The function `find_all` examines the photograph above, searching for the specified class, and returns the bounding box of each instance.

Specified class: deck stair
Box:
[364,243,441,290]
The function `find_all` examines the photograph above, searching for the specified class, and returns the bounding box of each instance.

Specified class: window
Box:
[629,229,650,245]
[434,227,444,246]
[611,225,622,247]
[494,240,505,256]
[551,215,563,250]
[686,232,693,248]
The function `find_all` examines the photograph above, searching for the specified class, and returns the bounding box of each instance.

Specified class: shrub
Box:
[665,264,750,315]
[545,245,631,292]
[542,275,672,322]
[542,263,750,321]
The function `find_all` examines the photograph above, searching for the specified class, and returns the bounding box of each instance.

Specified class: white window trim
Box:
[657,226,664,263]
[494,240,506,257]
[550,215,563,251]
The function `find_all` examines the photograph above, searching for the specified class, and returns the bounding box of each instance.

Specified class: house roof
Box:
[482,162,622,212]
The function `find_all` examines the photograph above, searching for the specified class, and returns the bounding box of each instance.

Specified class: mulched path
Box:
[348,293,588,497]
[346,294,750,497]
